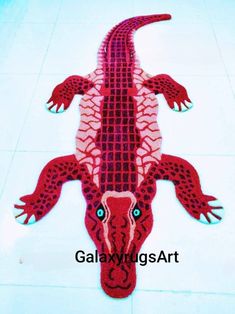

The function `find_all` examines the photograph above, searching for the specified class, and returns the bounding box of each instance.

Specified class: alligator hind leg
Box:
[14,154,83,225]
[154,154,224,224]
[143,74,193,112]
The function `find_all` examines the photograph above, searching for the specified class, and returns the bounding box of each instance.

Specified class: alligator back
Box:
[75,14,171,191]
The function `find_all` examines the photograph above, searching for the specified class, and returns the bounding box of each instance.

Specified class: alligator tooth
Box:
[207,212,222,224]
[16,199,25,206]
[27,215,36,224]
[45,102,53,110]
[212,208,224,219]
[208,200,222,207]
[57,104,64,113]
[185,100,193,109]
[173,102,180,111]
[181,103,188,112]
[16,214,27,224]
[13,208,24,217]
[49,105,58,113]
[199,213,209,224]
[45,102,57,113]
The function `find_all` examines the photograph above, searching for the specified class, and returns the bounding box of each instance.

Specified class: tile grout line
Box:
[0,282,234,297]
[1,149,235,157]
[134,288,235,297]
[131,294,134,314]
[0,0,63,201]
[13,0,63,153]
[204,0,235,102]
[0,16,26,199]
[0,152,15,199]
[0,73,232,77]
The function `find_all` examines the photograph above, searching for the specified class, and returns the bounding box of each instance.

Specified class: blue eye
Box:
[96,208,105,220]
[132,208,141,219]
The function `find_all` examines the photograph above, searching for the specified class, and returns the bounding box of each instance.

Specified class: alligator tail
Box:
[98,14,171,66]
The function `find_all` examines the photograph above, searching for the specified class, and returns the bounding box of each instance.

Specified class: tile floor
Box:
[0,0,235,313]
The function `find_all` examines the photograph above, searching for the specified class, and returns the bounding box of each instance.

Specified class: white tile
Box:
[157,75,235,155]
[134,0,208,24]
[135,21,225,76]
[0,74,38,150]
[17,75,79,152]
[206,0,235,23]
[0,22,54,74]
[0,151,13,196]
[0,0,61,23]
[229,76,235,96]
[0,1,26,23]
[136,156,235,294]
[41,22,111,75]
[213,22,235,76]
[0,23,20,61]
[42,9,223,76]
[58,0,134,23]
[133,291,235,314]
[48,10,223,78]
[19,0,61,23]
[0,286,132,314]
[0,152,99,288]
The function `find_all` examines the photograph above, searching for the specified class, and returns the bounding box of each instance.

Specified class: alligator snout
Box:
[101,261,136,298]
[85,189,153,298]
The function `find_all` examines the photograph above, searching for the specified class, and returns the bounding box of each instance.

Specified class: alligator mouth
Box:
[104,282,132,290]
[101,262,136,298]
[103,281,134,298]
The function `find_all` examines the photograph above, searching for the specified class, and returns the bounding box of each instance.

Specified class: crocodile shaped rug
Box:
[14,14,224,298]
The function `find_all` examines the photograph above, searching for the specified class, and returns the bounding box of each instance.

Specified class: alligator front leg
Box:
[46,75,94,113]
[14,155,84,224]
[154,154,224,224]
[143,74,192,112]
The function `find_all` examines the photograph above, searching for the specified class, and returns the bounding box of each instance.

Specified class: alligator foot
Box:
[46,75,94,113]
[154,154,224,224]
[143,74,193,112]
[14,155,83,224]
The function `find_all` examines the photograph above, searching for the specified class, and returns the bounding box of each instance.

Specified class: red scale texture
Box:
[14,14,223,299]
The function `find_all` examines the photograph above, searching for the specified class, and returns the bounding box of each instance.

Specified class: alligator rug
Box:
[14,14,224,298]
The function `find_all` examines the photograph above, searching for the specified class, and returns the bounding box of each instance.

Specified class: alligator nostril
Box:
[108,268,115,281]
[121,265,129,283]
[108,265,129,283]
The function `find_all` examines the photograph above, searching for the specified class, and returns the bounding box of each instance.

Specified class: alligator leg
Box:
[14,154,84,224]
[154,154,224,224]
[46,75,94,113]
[143,74,193,112]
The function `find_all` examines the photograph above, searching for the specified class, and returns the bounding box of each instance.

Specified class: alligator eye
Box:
[132,208,142,220]
[96,208,105,221]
